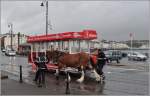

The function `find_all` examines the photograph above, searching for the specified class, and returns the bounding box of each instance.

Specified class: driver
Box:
[97,49,107,80]
[33,52,49,87]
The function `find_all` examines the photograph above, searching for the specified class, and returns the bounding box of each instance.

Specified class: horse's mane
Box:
[47,50,69,63]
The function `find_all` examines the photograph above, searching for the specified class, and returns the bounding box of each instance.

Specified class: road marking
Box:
[107,72,112,74]
[126,69,137,70]
[104,66,140,74]
[9,57,12,60]
[107,66,137,71]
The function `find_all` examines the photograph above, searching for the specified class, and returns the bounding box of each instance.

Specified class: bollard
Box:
[19,65,23,83]
[65,72,70,94]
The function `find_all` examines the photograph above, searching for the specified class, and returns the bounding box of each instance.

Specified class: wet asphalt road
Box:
[0,51,149,95]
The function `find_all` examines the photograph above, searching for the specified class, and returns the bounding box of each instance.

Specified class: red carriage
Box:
[27,29,99,73]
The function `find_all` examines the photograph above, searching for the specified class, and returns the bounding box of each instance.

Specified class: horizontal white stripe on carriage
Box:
[62,67,79,72]
[97,58,107,60]
[46,65,78,73]
[47,64,58,69]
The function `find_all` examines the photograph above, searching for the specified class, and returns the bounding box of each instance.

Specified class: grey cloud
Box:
[1,1,149,41]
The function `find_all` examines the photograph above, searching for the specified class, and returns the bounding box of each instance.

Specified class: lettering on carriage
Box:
[47,35,59,39]
[88,33,96,38]
[73,32,81,37]
[28,38,34,41]
[56,35,59,38]
[61,34,72,37]
[39,37,46,40]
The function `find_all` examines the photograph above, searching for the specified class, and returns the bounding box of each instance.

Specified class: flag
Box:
[8,24,10,28]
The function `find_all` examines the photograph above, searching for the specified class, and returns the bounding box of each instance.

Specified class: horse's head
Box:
[57,50,68,56]
[46,50,55,59]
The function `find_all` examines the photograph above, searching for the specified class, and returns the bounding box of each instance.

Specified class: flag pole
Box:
[130,33,133,53]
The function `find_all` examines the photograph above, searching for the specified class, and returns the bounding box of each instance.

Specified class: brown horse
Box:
[47,50,68,63]
[47,50,101,83]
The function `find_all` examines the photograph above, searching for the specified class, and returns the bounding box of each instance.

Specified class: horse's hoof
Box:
[54,73,58,76]
[55,75,59,80]
[97,80,104,84]
[56,81,60,85]
[76,79,83,83]
[38,85,42,87]
[96,77,100,82]
[102,77,105,80]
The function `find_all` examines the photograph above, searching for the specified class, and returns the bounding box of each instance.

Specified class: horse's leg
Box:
[93,69,101,82]
[65,68,71,82]
[55,68,59,80]
[67,72,71,82]
[55,62,63,80]
[89,57,101,82]
[77,65,85,83]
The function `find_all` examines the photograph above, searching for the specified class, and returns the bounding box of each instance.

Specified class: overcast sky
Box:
[1,1,150,41]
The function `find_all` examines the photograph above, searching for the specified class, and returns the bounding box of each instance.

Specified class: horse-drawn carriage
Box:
[27,29,101,82]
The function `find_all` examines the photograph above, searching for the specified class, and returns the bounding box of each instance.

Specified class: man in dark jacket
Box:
[33,52,49,87]
[97,49,107,80]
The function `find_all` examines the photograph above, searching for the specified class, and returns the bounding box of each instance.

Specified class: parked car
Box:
[104,50,122,63]
[1,49,6,53]
[122,52,128,57]
[128,51,147,61]
[5,50,16,56]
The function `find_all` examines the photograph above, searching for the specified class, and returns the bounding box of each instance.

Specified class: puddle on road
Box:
[76,81,105,94]
[1,63,31,80]
[18,71,106,95]
[1,63,106,95]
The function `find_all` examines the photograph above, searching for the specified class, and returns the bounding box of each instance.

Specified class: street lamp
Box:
[40,0,49,50]
[8,23,13,50]
[41,0,48,36]
[17,32,20,51]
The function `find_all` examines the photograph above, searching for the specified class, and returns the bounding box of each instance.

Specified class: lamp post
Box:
[41,1,48,36]
[17,32,20,51]
[41,1,49,49]
[8,23,13,50]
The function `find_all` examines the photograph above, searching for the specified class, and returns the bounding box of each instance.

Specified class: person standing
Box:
[33,52,49,87]
[97,49,107,80]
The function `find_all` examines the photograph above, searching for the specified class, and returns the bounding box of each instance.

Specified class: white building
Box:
[101,43,110,49]
[3,33,28,51]
[140,44,149,49]
[101,41,130,49]
[110,43,129,49]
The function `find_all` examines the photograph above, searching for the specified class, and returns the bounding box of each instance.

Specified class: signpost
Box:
[130,33,133,53]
